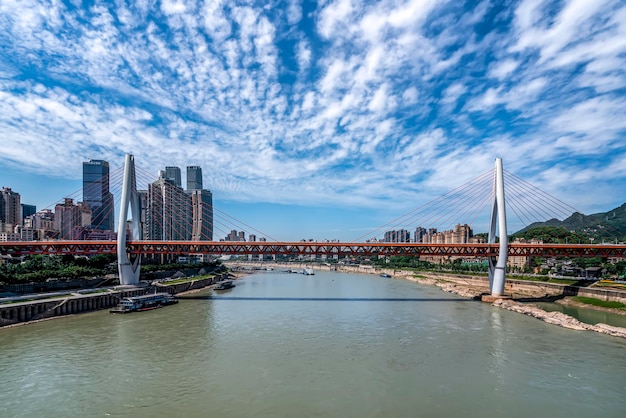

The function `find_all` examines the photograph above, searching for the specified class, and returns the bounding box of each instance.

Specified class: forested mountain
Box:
[513,202,626,242]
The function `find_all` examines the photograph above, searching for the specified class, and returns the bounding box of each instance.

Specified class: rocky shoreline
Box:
[403,273,626,339]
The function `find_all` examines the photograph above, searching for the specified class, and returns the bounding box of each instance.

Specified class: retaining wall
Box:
[0,288,148,328]
[155,274,228,294]
[0,273,229,328]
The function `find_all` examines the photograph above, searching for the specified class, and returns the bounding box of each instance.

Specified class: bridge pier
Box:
[488,158,509,297]
[117,154,143,285]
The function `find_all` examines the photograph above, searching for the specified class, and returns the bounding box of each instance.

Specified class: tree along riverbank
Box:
[226,261,626,339]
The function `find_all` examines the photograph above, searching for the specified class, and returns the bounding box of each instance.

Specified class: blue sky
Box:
[0,0,625,241]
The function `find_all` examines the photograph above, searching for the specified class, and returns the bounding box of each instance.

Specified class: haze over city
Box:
[1,0,625,241]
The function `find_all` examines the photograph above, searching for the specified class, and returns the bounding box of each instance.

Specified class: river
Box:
[1,271,625,417]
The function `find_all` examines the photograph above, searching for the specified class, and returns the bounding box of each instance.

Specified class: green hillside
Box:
[514,202,626,242]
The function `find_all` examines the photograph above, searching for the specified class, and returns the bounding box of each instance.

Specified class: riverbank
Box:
[0,287,148,328]
[392,271,626,338]
[0,271,238,328]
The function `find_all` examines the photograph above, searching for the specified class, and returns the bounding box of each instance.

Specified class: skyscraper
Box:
[186,166,203,191]
[83,159,114,231]
[191,189,213,241]
[0,187,22,226]
[187,166,213,241]
[54,198,91,239]
[146,173,192,240]
[21,204,36,221]
[165,166,182,188]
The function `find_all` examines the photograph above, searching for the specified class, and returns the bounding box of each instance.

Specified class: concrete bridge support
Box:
[117,154,143,285]
[488,158,508,297]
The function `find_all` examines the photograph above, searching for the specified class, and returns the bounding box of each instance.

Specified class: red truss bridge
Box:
[6,155,624,297]
[1,241,625,259]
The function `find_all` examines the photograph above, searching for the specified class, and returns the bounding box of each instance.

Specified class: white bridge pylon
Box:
[488,158,508,296]
[117,154,142,286]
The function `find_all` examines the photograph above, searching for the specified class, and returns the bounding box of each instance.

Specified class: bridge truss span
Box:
[2,241,626,259]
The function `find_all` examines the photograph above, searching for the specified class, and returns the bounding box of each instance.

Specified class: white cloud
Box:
[489,59,519,80]
[440,83,466,105]
[296,38,311,71]
[0,0,624,225]
[286,0,302,25]
[401,87,419,105]
[161,0,187,16]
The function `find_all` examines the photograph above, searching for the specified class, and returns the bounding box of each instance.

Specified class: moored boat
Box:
[214,280,235,291]
[380,273,392,278]
[110,293,178,313]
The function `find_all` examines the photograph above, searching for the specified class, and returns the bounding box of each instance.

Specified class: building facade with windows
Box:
[83,159,114,231]
[0,187,21,227]
[146,174,192,240]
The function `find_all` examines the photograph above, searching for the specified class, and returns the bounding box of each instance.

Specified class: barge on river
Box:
[214,280,235,291]
[110,293,178,313]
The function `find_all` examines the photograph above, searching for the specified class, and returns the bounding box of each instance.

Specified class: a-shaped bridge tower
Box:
[117,154,142,285]
[488,158,508,296]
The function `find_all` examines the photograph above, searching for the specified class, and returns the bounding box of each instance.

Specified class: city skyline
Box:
[1,1,625,241]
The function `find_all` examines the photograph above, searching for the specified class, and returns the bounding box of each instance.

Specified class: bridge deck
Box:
[1,241,625,258]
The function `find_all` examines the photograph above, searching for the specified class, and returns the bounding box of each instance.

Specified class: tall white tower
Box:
[488,158,508,296]
[117,154,143,285]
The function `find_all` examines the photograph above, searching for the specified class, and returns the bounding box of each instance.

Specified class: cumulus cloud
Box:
[0,0,624,220]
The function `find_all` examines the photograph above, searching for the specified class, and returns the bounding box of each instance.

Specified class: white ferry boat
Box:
[110,293,178,313]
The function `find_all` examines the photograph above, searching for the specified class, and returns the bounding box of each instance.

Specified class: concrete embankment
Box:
[154,273,231,295]
[0,273,232,328]
[0,288,148,328]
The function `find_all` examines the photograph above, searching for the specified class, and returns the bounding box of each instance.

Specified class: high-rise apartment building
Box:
[225,230,246,241]
[54,198,91,239]
[137,190,148,240]
[0,187,22,226]
[21,204,36,222]
[165,166,182,188]
[146,174,192,240]
[190,189,213,241]
[383,229,410,243]
[83,159,114,231]
[186,166,203,191]
[30,209,54,230]
[420,224,473,244]
[186,166,213,241]
[414,227,426,243]
[452,224,472,243]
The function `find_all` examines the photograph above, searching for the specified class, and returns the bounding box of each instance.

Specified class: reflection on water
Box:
[0,271,625,418]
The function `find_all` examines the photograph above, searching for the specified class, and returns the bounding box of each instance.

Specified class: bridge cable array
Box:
[354,166,625,243]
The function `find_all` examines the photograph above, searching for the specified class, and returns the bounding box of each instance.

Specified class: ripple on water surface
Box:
[1,272,625,418]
